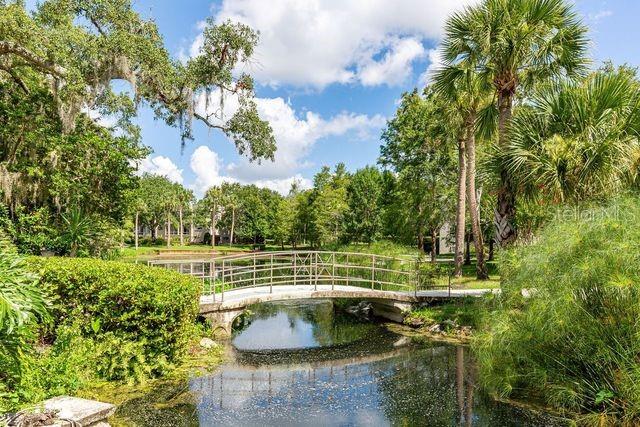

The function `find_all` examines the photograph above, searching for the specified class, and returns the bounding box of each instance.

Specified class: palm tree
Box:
[205,186,223,248]
[502,67,640,203]
[221,182,240,245]
[441,0,589,246]
[434,65,494,279]
[60,207,93,257]
[176,186,194,246]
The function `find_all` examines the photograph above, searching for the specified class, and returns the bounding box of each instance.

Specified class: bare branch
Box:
[193,111,228,131]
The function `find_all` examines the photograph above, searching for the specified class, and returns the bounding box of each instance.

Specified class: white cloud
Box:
[418,47,444,86]
[589,9,613,23]
[253,175,313,195]
[194,91,385,187]
[197,0,475,88]
[189,146,236,195]
[189,145,313,196]
[358,37,426,86]
[189,90,384,195]
[137,156,184,184]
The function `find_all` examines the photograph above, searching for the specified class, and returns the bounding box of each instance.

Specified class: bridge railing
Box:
[148,250,445,301]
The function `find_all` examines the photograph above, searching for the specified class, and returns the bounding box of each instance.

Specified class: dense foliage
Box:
[1,257,200,410]
[474,197,640,423]
[0,239,49,409]
[30,257,200,378]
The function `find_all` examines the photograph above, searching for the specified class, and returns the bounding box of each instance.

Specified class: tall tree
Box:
[204,186,223,248]
[175,186,194,246]
[137,174,176,242]
[440,0,589,246]
[434,66,494,278]
[345,167,383,243]
[0,1,276,159]
[380,89,457,259]
[221,182,241,245]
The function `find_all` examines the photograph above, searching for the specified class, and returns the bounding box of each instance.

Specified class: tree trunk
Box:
[464,232,471,265]
[430,228,437,264]
[210,208,216,248]
[179,206,184,246]
[417,229,425,253]
[230,208,235,245]
[134,211,139,250]
[465,123,488,279]
[166,212,171,247]
[190,215,194,243]
[454,135,467,277]
[152,224,158,242]
[495,91,517,246]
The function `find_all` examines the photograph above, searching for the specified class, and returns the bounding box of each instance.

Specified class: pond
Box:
[187,299,562,426]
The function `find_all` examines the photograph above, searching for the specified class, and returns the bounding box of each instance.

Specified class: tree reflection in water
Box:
[191,300,563,426]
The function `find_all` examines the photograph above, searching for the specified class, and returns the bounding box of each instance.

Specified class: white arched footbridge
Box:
[148,250,493,335]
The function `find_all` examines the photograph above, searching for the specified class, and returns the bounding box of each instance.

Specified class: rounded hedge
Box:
[28,257,201,380]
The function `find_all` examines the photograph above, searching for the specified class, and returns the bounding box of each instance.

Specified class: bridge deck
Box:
[199,284,496,312]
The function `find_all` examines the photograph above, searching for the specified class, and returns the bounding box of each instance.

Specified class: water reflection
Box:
[190,300,562,426]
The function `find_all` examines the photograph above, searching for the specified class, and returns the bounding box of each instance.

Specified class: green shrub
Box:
[0,238,50,411]
[474,197,640,423]
[28,257,201,380]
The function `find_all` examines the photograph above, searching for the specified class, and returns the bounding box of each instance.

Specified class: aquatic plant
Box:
[474,196,640,424]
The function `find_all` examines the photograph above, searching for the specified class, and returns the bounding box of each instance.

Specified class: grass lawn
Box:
[433,261,501,289]
[119,243,310,261]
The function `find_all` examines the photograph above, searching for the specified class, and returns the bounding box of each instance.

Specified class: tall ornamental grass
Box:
[474,197,640,424]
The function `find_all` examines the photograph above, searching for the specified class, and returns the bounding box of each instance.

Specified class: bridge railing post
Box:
[293,253,297,286]
[331,252,335,290]
[314,251,318,291]
[371,255,376,290]
[270,253,273,294]
[212,260,216,302]
[415,258,419,298]
[253,253,256,288]
[346,254,349,287]
[221,259,225,302]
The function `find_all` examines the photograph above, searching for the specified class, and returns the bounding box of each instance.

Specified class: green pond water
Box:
[109,299,564,426]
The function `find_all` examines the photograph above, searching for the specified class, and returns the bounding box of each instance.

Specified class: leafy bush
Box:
[0,238,50,410]
[474,197,640,424]
[28,257,201,380]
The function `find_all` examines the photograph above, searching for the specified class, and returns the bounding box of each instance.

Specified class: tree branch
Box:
[0,65,29,93]
[194,112,228,131]
[0,41,67,78]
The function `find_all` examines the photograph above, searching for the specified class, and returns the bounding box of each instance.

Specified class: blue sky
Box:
[113,0,640,196]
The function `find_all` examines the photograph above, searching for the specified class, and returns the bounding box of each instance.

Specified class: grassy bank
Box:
[473,197,640,425]
[79,340,224,427]
[404,297,491,342]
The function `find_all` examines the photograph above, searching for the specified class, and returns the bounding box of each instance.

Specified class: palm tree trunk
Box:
[465,122,488,279]
[210,209,216,248]
[230,208,235,245]
[417,229,425,253]
[179,206,184,246]
[190,216,194,243]
[430,228,437,264]
[454,135,467,278]
[134,211,139,250]
[465,232,471,265]
[495,91,517,246]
